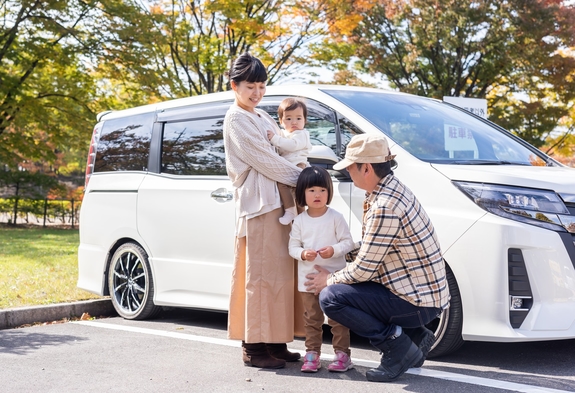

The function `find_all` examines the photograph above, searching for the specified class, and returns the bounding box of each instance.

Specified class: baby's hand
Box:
[317,246,334,259]
[301,249,317,262]
[266,130,274,140]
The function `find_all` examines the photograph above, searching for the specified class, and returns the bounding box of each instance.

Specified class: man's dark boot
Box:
[365,331,423,382]
[266,343,301,362]
[242,342,286,369]
[404,326,435,368]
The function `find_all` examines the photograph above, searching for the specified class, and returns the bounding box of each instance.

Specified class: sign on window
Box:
[444,125,478,158]
[443,96,487,119]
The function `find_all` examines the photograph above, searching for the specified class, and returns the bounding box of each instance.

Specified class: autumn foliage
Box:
[1,0,574,201]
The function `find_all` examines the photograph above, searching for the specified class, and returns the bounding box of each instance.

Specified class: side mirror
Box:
[308,146,350,180]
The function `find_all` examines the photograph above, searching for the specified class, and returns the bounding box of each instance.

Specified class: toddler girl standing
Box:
[289,166,356,373]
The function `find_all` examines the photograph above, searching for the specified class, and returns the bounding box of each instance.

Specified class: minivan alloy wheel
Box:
[108,242,160,320]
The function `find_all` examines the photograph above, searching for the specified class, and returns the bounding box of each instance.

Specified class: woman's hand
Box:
[301,249,317,261]
[317,246,334,259]
[266,130,274,140]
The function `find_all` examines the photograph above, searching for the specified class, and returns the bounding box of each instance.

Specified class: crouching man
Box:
[305,133,450,382]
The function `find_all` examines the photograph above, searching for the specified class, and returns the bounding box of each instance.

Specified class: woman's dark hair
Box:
[295,166,333,207]
[227,53,267,84]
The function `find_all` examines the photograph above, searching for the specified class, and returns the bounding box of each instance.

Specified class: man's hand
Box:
[266,130,274,140]
[304,265,330,295]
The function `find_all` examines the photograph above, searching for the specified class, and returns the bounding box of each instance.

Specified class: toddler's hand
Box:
[266,130,274,140]
[301,249,317,262]
[317,246,334,259]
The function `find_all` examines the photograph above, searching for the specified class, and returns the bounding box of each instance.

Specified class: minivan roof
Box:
[96,84,413,122]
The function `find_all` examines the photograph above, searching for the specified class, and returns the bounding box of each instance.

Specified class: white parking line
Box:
[74,320,571,393]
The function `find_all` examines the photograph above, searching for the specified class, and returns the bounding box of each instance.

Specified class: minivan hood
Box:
[432,164,575,201]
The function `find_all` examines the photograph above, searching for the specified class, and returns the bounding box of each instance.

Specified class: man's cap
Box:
[333,133,396,171]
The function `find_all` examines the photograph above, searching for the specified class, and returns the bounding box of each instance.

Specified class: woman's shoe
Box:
[266,343,301,362]
[242,342,286,369]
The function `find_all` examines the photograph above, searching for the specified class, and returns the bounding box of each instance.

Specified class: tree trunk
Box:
[11,181,19,226]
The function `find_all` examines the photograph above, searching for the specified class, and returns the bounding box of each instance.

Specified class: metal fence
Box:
[0,198,81,228]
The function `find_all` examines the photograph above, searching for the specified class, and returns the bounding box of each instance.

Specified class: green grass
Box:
[0,225,101,309]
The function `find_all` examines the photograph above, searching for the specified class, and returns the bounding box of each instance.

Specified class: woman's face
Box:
[231,80,266,113]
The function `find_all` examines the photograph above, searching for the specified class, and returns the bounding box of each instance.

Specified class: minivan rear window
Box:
[94,112,154,172]
[161,117,226,176]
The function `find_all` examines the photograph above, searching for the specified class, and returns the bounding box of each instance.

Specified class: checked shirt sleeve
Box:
[328,203,401,285]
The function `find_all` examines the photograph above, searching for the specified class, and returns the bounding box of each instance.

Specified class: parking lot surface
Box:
[1,308,574,393]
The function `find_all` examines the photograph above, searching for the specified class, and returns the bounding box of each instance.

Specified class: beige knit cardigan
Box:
[223,104,302,236]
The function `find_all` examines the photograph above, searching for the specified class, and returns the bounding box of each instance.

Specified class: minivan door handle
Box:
[211,188,233,203]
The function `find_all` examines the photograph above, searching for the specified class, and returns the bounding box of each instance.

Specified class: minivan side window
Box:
[338,115,362,157]
[94,112,154,172]
[306,112,338,153]
[161,117,227,176]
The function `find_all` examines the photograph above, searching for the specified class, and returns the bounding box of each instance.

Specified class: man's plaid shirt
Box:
[328,173,450,310]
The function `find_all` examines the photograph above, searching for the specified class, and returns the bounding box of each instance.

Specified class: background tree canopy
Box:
[92,0,324,102]
[0,0,99,172]
[312,0,575,148]
[0,0,574,200]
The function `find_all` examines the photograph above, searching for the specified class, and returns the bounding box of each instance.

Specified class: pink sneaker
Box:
[327,350,353,372]
[301,351,321,373]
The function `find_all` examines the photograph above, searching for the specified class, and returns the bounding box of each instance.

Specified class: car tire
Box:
[108,242,160,320]
[427,264,464,358]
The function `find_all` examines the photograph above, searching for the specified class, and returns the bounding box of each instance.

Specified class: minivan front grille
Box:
[508,249,533,329]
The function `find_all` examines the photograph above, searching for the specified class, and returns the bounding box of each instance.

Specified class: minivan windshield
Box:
[326,89,551,166]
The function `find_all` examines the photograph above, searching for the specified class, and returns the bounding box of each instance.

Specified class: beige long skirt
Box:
[228,208,305,343]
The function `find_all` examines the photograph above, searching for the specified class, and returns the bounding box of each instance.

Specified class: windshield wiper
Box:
[447,160,530,165]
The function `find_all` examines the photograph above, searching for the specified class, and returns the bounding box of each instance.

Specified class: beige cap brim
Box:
[333,158,355,171]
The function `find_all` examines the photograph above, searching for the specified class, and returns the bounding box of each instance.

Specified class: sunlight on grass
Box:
[0,226,101,309]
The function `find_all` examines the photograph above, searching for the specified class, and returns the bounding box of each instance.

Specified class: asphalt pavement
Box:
[0,298,116,330]
[3,307,575,393]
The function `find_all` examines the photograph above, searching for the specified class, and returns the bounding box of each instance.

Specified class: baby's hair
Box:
[295,166,333,207]
[278,97,307,121]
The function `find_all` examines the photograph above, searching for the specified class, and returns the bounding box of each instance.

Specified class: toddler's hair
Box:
[278,97,307,121]
[295,166,333,206]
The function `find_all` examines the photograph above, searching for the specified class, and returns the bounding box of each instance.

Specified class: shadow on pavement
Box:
[0,330,87,355]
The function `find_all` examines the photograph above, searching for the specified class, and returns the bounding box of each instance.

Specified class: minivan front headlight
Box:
[453,181,573,233]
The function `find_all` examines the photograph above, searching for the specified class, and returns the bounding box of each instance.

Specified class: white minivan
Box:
[78,85,575,357]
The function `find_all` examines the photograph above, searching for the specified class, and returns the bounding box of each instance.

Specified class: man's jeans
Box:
[319,282,441,349]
